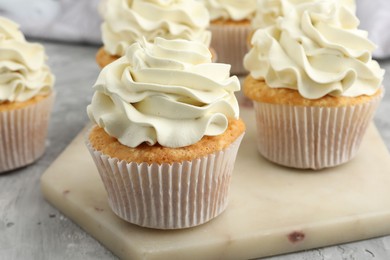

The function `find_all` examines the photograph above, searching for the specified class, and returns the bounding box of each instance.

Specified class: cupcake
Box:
[201,0,257,75]
[96,0,211,68]
[243,1,384,170]
[0,17,55,173]
[87,37,245,229]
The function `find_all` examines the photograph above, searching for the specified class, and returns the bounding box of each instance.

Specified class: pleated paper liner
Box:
[0,93,54,173]
[252,93,382,170]
[86,133,244,229]
[209,23,251,75]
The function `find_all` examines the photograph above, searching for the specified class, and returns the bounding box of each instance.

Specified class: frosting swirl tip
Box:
[0,17,54,103]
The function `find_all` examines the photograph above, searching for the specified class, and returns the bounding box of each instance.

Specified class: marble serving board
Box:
[41,107,390,260]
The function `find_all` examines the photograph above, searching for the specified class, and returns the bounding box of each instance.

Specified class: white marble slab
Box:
[41,107,390,260]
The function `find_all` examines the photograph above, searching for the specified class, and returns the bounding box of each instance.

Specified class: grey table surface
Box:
[1,40,390,260]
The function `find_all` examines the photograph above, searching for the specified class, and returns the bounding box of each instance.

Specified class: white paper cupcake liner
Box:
[86,132,244,229]
[210,23,251,75]
[0,93,54,173]
[252,94,383,170]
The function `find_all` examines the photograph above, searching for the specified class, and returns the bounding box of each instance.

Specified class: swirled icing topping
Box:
[244,1,384,99]
[201,0,257,21]
[0,17,54,103]
[251,0,356,30]
[101,0,211,56]
[87,37,240,148]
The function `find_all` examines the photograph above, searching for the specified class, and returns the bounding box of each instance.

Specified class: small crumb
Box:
[49,214,56,218]
[240,96,254,108]
[288,231,305,243]
[6,222,14,228]
[94,207,104,212]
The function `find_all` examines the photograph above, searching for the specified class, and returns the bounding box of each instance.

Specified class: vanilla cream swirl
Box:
[244,1,384,99]
[88,37,240,148]
[201,0,257,21]
[251,0,356,30]
[0,17,54,103]
[102,0,211,57]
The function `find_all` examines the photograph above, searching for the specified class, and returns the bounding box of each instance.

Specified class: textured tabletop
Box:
[1,41,390,260]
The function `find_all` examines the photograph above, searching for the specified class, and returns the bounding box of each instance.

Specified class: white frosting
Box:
[244,1,384,99]
[88,37,240,148]
[201,0,257,21]
[252,0,356,30]
[101,0,211,56]
[0,17,54,103]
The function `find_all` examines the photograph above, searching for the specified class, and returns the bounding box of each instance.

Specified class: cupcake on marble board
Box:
[96,0,212,68]
[0,17,55,173]
[243,1,384,170]
[200,0,257,75]
[86,37,245,229]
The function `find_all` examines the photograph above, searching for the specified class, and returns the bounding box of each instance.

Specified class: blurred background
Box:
[0,0,102,44]
[0,0,389,58]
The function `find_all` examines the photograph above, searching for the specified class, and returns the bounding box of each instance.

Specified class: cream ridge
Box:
[87,37,240,148]
[251,0,356,30]
[0,17,54,103]
[101,0,211,57]
[201,0,257,21]
[244,1,384,99]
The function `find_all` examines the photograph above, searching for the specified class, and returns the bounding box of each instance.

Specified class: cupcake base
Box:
[86,131,244,229]
[209,20,251,75]
[244,77,383,170]
[253,99,382,170]
[0,93,55,173]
